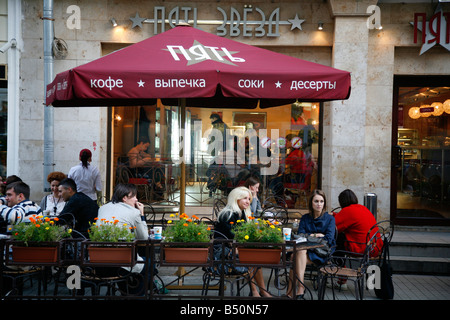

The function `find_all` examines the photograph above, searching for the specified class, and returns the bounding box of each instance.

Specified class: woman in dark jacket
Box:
[286,189,336,298]
[215,186,272,297]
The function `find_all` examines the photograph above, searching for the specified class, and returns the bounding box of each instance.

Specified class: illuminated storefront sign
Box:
[411,5,450,55]
[129,6,306,37]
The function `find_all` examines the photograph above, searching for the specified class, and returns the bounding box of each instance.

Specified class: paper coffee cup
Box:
[283,228,292,241]
[154,227,162,240]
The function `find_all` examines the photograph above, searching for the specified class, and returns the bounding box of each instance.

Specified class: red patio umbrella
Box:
[46,24,350,108]
[46,24,351,212]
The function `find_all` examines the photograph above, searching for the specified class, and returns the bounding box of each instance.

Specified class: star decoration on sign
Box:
[130,12,146,29]
[288,14,305,31]
[410,5,450,55]
[137,80,145,87]
[164,40,241,66]
[275,81,282,88]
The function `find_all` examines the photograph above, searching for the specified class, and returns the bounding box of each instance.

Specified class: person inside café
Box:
[40,171,67,216]
[286,189,335,299]
[68,148,102,202]
[332,189,383,257]
[127,136,153,169]
[58,178,98,238]
[244,176,262,216]
[0,181,42,233]
[127,136,164,195]
[96,183,152,295]
[215,186,272,298]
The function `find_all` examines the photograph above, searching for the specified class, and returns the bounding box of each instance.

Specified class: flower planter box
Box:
[83,241,136,265]
[237,247,282,265]
[88,246,134,264]
[11,245,58,264]
[163,247,210,264]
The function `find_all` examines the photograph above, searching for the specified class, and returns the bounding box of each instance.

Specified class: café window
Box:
[394,75,450,225]
[112,101,321,209]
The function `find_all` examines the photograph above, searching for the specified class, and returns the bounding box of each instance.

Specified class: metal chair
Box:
[260,203,289,225]
[201,229,249,297]
[317,227,383,300]
[212,197,227,220]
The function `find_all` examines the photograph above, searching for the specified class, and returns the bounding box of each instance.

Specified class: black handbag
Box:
[374,242,394,300]
[303,234,331,258]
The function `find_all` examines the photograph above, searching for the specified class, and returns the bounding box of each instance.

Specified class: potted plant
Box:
[85,217,136,264]
[161,213,212,264]
[8,215,71,264]
[231,216,284,265]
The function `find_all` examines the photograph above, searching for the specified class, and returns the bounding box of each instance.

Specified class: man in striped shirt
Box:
[0,181,42,233]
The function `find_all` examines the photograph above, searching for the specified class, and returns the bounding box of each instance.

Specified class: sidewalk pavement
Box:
[156,267,450,301]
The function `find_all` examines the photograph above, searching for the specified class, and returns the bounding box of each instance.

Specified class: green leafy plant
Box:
[88,217,135,242]
[11,215,71,246]
[163,213,211,244]
[232,216,284,244]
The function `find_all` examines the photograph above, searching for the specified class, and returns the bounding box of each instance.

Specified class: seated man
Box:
[127,136,152,168]
[58,178,98,238]
[98,183,148,240]
[0,181,42,233]
[96,183,151,295]
[127,136,164,197]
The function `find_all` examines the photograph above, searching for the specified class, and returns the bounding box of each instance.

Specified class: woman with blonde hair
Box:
[214,186,272,297]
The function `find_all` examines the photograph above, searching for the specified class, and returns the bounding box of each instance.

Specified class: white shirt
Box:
[98,202,148,241]
[68,162,102,201]
[98,201,149,273]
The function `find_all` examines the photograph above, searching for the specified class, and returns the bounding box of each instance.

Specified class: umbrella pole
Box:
[179,98,186,214]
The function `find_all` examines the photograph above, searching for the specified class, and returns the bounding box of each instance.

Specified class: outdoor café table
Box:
[284,239,327,299]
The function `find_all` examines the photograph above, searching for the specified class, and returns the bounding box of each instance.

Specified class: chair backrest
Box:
[261,204,288,225]
[212,197,227,220]
[366,220,394,257]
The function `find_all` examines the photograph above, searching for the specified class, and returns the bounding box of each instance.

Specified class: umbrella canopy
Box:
[46,25,350,108]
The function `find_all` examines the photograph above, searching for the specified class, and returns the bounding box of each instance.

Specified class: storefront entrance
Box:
[392,75,450,226]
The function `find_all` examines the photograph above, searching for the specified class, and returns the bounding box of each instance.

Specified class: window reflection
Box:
[113,100,321,210]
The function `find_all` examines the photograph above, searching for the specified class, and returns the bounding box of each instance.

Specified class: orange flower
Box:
[229,221,234,225]
[192,215,199,220]
[183,223,188,227]
[54,217,59,221]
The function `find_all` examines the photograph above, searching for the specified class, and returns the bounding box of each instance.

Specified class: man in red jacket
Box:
[333,189,383,257]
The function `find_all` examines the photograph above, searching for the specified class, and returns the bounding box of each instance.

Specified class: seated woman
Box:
[333,189,383,257]
[286,189,336,299]
[40,171,67,216]
[244,176,262,216]
[215,186,272,298]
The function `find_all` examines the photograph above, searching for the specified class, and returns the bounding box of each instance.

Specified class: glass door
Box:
[392,75,450,226]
